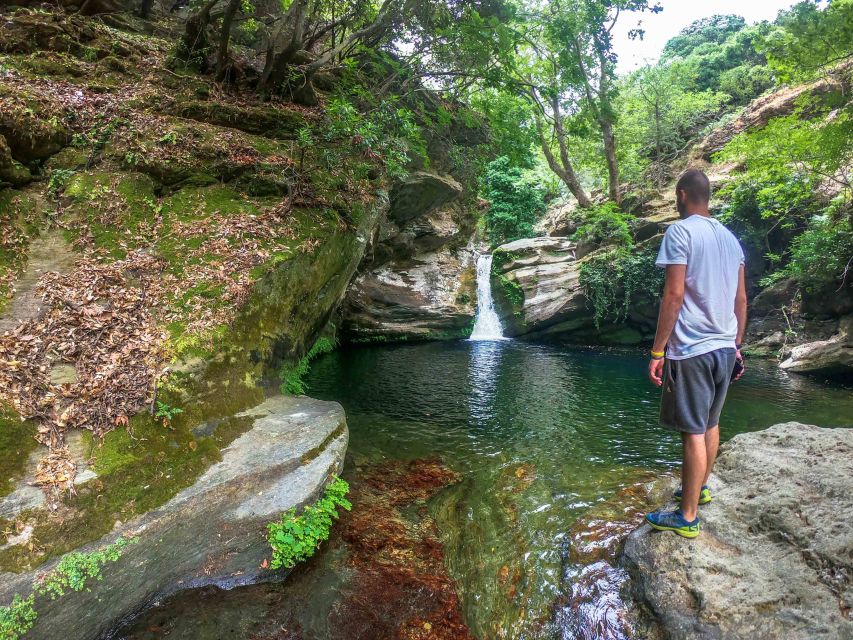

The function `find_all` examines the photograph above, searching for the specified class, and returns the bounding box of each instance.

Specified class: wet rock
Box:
[389,172,463,224]
[623,422,853,640]
[780,315,853,375]
[0,395,348,640]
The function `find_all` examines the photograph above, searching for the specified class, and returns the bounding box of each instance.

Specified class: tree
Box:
[618,61,727,186]
[483,156,546,245]
[661,14,747,60]
[760,0,853,83]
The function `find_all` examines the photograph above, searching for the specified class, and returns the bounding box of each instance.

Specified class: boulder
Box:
[623,422,853,640]
[490,237,587,337]
[343,248,476,341]
[780,315,853,375]
[0,395,348,640]
[389,172,463,224]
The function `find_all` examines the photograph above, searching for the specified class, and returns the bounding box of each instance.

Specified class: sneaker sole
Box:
[674,494,713,505]
[646,519,701,538]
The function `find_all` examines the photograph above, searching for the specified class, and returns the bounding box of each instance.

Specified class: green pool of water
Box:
[115,342,853,639]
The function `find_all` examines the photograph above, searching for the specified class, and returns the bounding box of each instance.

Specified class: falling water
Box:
[469,253,506,341]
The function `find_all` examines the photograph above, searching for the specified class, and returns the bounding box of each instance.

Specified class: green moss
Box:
[0,406,253,573]
[0,407,38,499]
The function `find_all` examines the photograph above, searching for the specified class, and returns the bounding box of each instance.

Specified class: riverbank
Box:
[623,422,853,640]
[109,343,853,639]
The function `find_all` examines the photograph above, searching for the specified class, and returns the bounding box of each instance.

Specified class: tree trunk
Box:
[536,118,591,208]
[601,117,620,204]
[175,0,219,72]
[139,0,154,18]
[215,0,241,80]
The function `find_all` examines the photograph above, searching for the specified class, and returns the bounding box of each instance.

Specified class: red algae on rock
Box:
[330,457,475,640]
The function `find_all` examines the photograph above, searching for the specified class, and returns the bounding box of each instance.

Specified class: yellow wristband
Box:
[650,350,665,358]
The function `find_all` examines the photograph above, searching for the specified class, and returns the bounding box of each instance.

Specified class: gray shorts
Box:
[660,348,736,435]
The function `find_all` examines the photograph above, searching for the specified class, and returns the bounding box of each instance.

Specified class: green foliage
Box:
[267,476,351,570]
[579,246,664,327]
[573,203,632,248]
[482,156,546,246]
[324,97,426,179]
[662,16,767,97]
[279,337,337,395]
[47,169,75,197]
[662,14,747,60]
[0,536,137,640]
[36,536,137,600]
[154,401,183,427]
[760,0,853,82]
[785,209,853,292]
[0,595,36,640]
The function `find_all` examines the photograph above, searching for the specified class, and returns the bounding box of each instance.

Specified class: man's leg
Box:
[703,424,720,486]
[680,432,706,522]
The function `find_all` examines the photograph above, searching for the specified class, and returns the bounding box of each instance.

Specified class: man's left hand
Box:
[649,357,664,387]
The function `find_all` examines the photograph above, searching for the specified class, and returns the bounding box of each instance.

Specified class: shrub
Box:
[579,246,664,327]
[573,202,632,248]
[267,476,351,570]
[786,210,853,292]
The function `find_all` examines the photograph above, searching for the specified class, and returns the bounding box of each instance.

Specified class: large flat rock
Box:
[623,423,853,640]
[0,395,348,640]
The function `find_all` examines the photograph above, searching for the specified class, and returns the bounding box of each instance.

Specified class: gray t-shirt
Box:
[655,214,744,360]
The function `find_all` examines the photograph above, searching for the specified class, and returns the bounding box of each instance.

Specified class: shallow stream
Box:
[116,342,853,639]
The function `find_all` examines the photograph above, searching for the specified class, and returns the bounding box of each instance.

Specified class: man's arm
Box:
[733,264,748,380]
[735,265,747,345]
[649,264,686,387]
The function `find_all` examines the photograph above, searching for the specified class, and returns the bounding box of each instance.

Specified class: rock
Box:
[168,100,306,140]
[698,74,845,158]
[490,237,581,336]
[535,201,580,237]
[780,315,853,375]
[622,422,853,640]
[389,172,463,224]
[0,134,32,186]
[0,395,348,640]
[343,248,476,341]
[750,277,799,315]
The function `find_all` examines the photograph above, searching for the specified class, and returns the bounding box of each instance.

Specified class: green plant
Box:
[279,337,336,395]
[36,536,136,599]
[157,131,178,145]
[579,246,664,327]
[785,210,853,292]
[154,401,183,427]
[0,536,137,640]
[573,202,632,248]
[47,169,75,197]
[0,595,36,640]
[267,476,351,570]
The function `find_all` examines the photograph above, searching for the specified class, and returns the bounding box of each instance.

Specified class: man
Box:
[645,168,747,539]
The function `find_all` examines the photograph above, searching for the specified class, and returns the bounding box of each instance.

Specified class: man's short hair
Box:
[676,169,711,204]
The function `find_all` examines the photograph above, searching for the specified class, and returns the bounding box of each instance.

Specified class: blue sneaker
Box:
[674,485,712,505]
[646,509,701,538]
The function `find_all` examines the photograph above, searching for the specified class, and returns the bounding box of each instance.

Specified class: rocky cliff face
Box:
[490,232,662,345]
[341,153,484,343]
[623,422,853,640]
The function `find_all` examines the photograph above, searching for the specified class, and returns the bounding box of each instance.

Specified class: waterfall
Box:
[469,253,506,341]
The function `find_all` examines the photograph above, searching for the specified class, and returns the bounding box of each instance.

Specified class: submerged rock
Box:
[0,395,348,640]
[623,422,853,640]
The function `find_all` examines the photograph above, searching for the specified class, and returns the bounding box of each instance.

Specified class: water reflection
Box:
[468,339,506,423]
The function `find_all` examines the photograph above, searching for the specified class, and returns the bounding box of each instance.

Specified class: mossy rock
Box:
[107,116,296,187]
[169,100,307,140]
[0,85,71,162]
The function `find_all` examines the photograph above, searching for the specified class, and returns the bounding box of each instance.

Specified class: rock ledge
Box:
[622,422,853,640]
